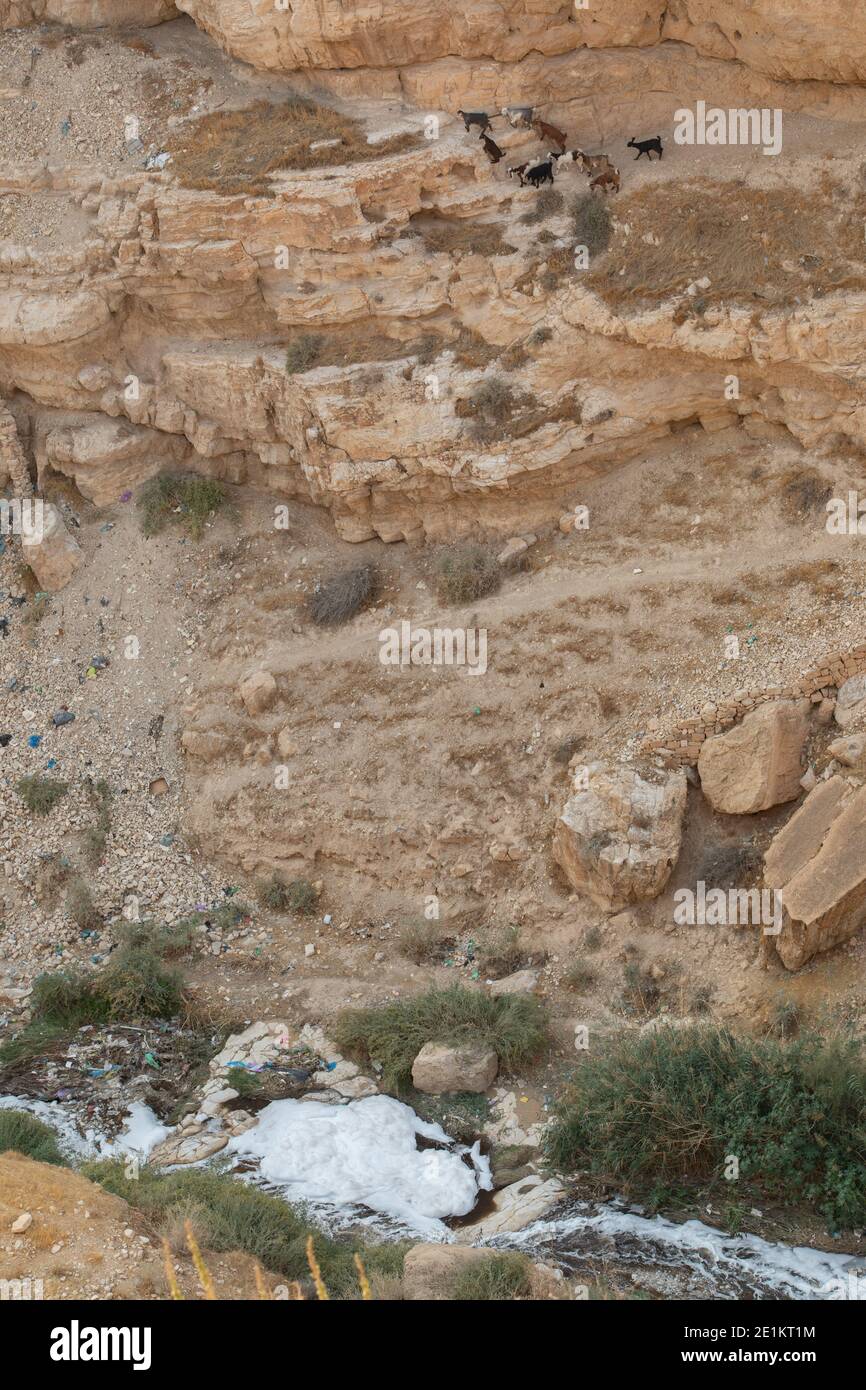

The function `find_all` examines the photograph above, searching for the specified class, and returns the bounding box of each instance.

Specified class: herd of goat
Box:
[455,105,664,195]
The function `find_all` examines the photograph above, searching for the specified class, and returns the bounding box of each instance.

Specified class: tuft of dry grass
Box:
[586,180,866,310]
[413,217,516,257]
[166,100,419,196]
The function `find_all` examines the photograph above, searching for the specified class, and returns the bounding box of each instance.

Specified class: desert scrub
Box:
[285,333,323,374]
[309,564,377,626]
[479,925,527,977]
[435,543,501,604]
[571,193,612,256]
[257,874,317,915]
[398,919,453,965]
[546,1024,866,1229]
[562,961,597,994]
[16,775,68,816]
[458,375,540,444]
[334,984,548,1093]
[65,876,101,931]
[165,98,419,196]
[451,1252,532,1301]
[137,473,227,540]
[82,778,112,864]
[20,921,191,1035]
[0,1110,65,1166]
[86,1163,406,1298]
[519,187,564,225]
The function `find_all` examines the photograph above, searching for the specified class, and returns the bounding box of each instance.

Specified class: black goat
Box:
[507,163,529,185]
[525,159,555,188]
[480,132,505,163]
[627,135,663,160]
[457,109,492,133]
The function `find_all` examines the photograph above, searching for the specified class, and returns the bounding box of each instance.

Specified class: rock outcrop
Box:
[697,700,809,815]
[553,762,687,911]
[402,1241,564,1299]
[834,676,866,730]
[24,501,82,591]
[764,777,866,969]
[0,0,175,28]
[177,0,866,86]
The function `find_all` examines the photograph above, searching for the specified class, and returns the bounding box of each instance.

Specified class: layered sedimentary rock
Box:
[177,0,866,85]
[553,762,687,911]
[4,132,866,543]
[764,777,866,970]
[0,0,175,27]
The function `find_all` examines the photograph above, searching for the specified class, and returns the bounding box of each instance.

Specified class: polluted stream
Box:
[2,1090,863,1299]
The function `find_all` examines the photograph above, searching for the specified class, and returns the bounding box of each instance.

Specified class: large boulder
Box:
[402,1243,564,1300]
[553,761,687,911]
[411,1041,498,1095]
[452,1175,566,1241]
[834,676,866,730]
[697,700,809,814]
[764,777,866,970]
[24,502,82,592]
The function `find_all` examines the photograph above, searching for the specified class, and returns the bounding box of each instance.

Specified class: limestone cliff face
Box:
[2,117,866,541]
[175,0,866,84]
[0,0,175,27]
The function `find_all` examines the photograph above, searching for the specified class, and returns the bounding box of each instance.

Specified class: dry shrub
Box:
[166,100,419,196]
[585,180,866,310]
[309,564,378,626]
[519,188,564,225]
[450,329,502,370]
[457,375,540,444]
[416,217,516,257]
[285,326,446,375]
[435,543,501,603]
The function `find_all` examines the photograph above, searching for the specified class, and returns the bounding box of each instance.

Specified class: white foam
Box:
[499,1204,866,1299]
[228,1093,492,1236]
[0,1095,168,1163]
[99,1101,169,1161]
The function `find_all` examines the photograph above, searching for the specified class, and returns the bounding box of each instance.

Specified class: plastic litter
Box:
[27,734,41,748]
[53,710,76,726]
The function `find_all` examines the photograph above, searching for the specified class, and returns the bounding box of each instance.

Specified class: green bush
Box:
[86,1163,406,1298]
[16,776,68,816]
[256,876,317,915]
[546,1024,866,1229]
[24,922,189,1034]
[435,544,501,604]
[0,1109,65,1166]
[451,1252,532,1300]
[138,473,227,539]
[334,984,548,1093]
[29,970,110,1028]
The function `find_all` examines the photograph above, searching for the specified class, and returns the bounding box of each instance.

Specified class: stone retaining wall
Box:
[639,643,866,765]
